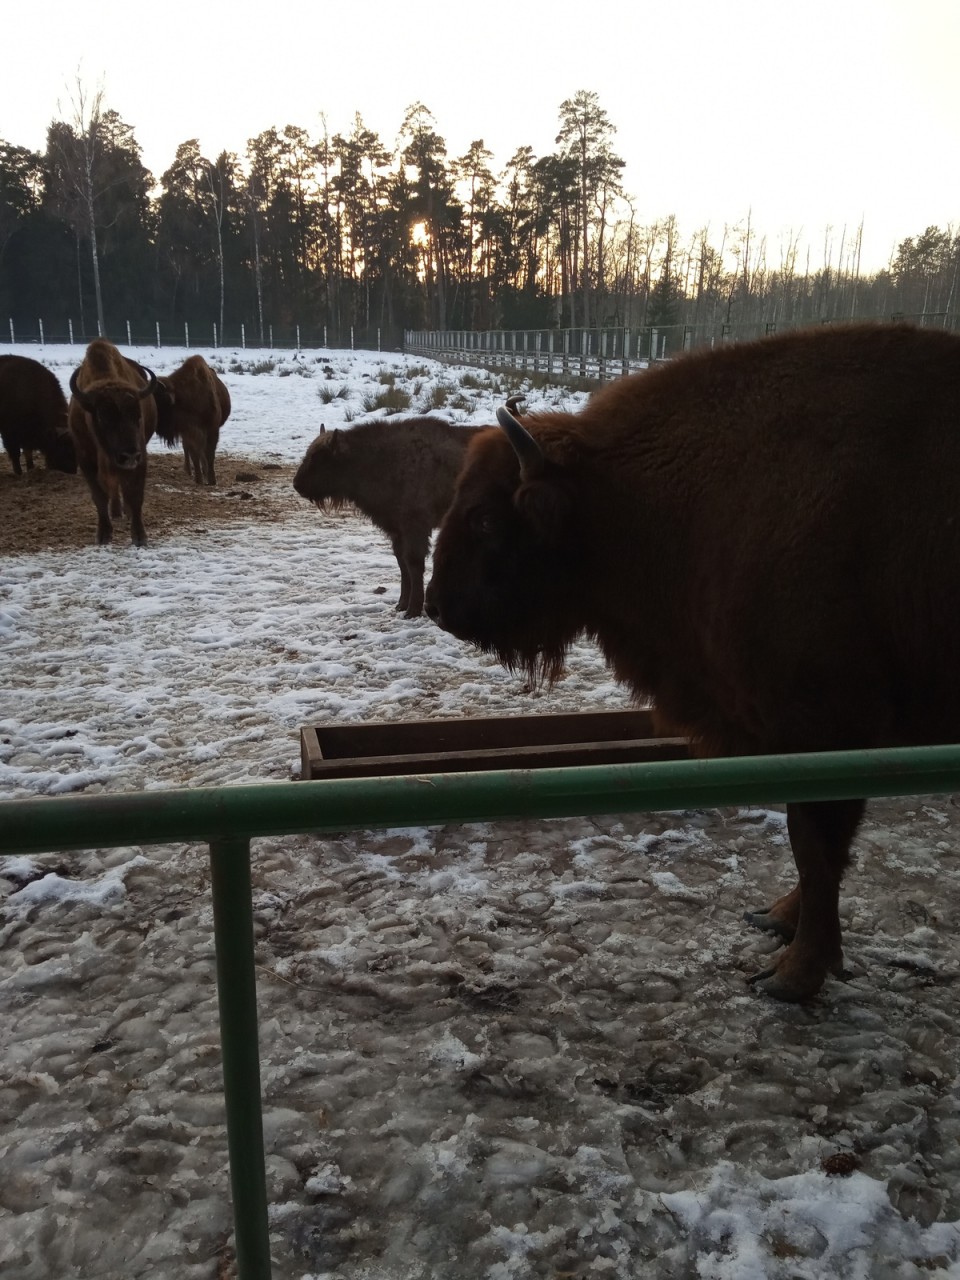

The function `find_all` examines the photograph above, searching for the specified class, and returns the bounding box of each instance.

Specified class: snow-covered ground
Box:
[2,344,959,1279]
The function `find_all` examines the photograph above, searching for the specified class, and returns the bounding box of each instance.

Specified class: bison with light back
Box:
[294,414,485,617]
[425,323,960,1003]
[153,354,231,485]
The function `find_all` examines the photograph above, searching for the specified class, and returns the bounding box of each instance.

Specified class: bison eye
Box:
[469,508,499,537]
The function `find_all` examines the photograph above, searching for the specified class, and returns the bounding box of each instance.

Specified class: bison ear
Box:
[514,479,572,546]
[319,424,326,434]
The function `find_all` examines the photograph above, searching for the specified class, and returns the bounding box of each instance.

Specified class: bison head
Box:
[293,426,351,511]
[69,367,156,469]
[425,402,585,685]
[43,427,77,474]
[151,376,178,445]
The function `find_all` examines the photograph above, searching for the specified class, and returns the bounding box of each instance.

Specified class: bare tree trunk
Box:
[56,79,108,336]
[251,204,264,342]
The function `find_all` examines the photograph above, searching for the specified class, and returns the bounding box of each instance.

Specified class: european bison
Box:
[425,323,960,1003]
[68,339,158,546]
[0,355,76,476]
[293,415,484,617]
[153,355,231,485]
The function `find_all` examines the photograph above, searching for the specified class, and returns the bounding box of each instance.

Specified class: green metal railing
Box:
[3,743,960,1279]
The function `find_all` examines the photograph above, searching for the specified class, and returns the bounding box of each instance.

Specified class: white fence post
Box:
[68,318,74,344]
[213,323,218,348]
[377,327,381,352]
[127,320,132,346]
[241,324,246,349]
[350,326,355,350]
[269,325,273,349]
[8,319,13,344]
[185,322,189,347]
[156,322,161,349]
[296,325,300,351]
[39,319,45,346]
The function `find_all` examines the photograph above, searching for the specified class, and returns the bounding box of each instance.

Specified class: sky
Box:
[3,0,958,274]
[3,344,960,1275]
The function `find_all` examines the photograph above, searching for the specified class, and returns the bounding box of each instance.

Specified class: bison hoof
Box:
[743,907,796,943]
[747,944,842,1002]
[747,965,820,1002]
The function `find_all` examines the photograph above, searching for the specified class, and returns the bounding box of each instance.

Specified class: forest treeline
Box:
[1,86,957,348]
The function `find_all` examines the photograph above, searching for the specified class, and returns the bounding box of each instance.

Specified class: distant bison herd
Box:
[5,323,960,1004]
[1,340,231,544]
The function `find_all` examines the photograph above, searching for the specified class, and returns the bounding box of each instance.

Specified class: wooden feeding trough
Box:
[300,708,689,781]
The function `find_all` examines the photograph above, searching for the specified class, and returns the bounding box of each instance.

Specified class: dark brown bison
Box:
[68,339,159,546]
[0,355,76,476]
[293,415,484,617]
[425,323,960,1003]
[153,355,231,484]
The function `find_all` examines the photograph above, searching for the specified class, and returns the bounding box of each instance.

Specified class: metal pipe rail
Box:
[3,743,960,1279]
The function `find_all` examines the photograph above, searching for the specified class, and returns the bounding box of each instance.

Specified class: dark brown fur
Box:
[0,355,76,476]
[293,416,483,617]
[68,339,159,546]
[425,323,960,1002]
[154,355,231,485]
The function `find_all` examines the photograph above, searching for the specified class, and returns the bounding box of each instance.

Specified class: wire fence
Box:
[404,312,960,382]
[2,318,405,353]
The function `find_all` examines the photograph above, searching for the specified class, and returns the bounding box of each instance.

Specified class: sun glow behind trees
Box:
[0,88,957,348]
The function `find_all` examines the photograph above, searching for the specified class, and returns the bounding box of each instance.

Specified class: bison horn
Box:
[138,368,157,400]
[505,394,526,416]
[68,367,94,412]
[497,403,544,480]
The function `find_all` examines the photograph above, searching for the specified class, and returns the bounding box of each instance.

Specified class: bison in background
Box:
[425,323,960,1004]
[0,355,76,476]
[68,339,158,546]
[153,355,231,485]
[293,415,484,617]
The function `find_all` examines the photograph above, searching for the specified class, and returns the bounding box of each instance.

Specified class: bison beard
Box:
[425,322,960,1004]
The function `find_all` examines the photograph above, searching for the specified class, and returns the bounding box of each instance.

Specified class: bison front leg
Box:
[182,429,203,484]
[79,466,115,544]
[5,444,23,476]
[748,798,864,1001]
[391,530,430,618]
[203,432,218,485]
[119,468,148,546]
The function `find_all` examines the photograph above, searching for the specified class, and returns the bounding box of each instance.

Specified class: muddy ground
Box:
[0,447,298,555]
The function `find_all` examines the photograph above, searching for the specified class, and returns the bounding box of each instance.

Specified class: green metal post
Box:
[209,836,272,1280]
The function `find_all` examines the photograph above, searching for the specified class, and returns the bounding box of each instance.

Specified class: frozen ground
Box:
[1,344,959,1278]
